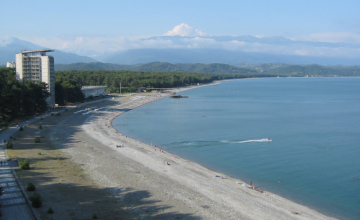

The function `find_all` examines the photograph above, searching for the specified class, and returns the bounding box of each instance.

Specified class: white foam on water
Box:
[232,138,272,144]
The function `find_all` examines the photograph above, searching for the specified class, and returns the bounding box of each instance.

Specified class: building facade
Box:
[6,62,15,68]
[15,50,55,107]
[81,86,108,98]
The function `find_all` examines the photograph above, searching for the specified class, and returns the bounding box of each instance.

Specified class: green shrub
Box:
[19,126,23,131]
[38,125,42,129]
[29,192,42,208]
[10,136,13,139]
[92,214,98,219]
[34,137,40,143]
[13,137,16,140]
[57,113,61,116]
[19,159,30,170]
[47,207,54,214]
[51,113,54,116]
[38,152,41,155]
[26,182,36,191]
[6,141,13,149]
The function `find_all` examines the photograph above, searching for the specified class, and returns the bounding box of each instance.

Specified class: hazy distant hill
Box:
[102,48,360,66]
[102,49,272,65]
[262,64,360,77]
[0,37,96,64]
[55,61,256,73]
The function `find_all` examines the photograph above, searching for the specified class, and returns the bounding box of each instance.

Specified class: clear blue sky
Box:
[2,0,359,37]
[1,0,359,57]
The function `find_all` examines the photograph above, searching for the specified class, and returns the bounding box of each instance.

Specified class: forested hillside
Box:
[130,62,256,73]
[55,62,360,77]
[55,62,256,73]
[55,62,134,71]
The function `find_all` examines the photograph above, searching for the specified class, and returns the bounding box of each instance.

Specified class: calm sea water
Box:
[113,78,360,220]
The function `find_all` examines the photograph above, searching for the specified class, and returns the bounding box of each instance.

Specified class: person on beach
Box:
[249,181,252,185]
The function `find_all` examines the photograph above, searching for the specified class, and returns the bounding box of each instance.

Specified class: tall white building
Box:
[15,50,55,107]
[6,62,15,68]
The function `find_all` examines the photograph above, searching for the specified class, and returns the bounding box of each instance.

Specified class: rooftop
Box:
[21,49,54,54]
[81,86,107,90]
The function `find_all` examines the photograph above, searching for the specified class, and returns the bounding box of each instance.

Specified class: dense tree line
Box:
[0,68,49,125]
[55,79,84,106]
[55,70,268,93]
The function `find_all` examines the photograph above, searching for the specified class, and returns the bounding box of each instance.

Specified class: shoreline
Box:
[76,80,336,219]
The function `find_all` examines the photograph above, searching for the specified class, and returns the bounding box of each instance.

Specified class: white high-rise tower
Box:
[15,50,55,107]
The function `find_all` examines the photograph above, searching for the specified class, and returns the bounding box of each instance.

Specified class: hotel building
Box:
[15,50,55,106]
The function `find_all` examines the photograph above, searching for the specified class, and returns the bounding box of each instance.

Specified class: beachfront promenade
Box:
[0,97,114,220]
[0,124,39,220]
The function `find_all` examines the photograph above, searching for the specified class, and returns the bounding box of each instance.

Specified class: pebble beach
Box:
[54,82,336,219]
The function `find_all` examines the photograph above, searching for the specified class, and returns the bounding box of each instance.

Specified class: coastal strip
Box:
[73,83,336,219]
[9,80,337,219]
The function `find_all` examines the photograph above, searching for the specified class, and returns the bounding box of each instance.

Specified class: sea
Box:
[113,77,360,220]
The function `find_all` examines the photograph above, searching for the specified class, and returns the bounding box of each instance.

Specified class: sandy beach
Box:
[11,82,336,219]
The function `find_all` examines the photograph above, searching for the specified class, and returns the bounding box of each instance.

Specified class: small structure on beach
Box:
[81,86,108,98]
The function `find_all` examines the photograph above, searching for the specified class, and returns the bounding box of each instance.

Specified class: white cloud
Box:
[163,23,207,36]
[74,37,84,44]
[164,23,193,36]
[290,32,360,44]
[195,29,206,36]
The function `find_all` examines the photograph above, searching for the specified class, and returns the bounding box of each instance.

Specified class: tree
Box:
[0,68,50,124]
[55,79,84,105]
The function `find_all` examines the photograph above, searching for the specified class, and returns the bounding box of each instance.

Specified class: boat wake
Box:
[171,138,272,149]
[229,138,272,144]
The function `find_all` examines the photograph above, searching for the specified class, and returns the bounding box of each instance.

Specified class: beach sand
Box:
[11,83,337,219]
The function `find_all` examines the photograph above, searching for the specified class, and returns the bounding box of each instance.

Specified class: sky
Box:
[1,0,360,58]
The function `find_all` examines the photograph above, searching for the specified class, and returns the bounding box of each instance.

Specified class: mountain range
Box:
[101,48,360,66]
[100,35,360,65]
[0,37,96,64]
[1,36,360,66]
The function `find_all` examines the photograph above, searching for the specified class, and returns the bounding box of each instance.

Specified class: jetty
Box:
[170,94,188,98]
[169,93,188,98]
